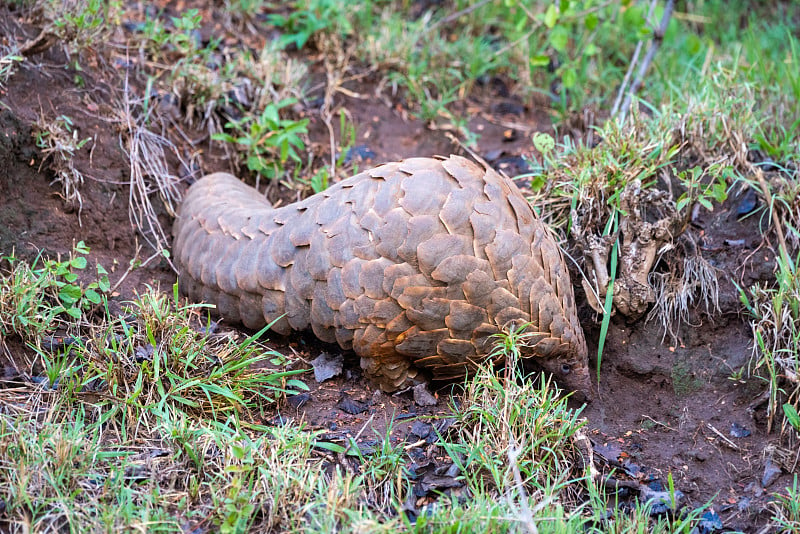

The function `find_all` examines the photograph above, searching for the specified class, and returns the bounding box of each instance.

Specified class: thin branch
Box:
[426,0,492,34]
[616,0,675,123]
[611,40,643,117]
[18,27,57,57]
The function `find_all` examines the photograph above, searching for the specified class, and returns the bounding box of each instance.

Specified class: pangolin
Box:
[172,156,591,399]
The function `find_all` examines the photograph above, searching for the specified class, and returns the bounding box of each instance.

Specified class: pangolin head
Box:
[519,325,593,402]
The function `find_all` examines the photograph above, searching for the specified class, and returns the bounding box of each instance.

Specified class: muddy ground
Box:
[0,4,797,533]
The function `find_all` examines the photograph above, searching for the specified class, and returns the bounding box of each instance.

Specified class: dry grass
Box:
[33,112,92,219]
[116,77,183,261]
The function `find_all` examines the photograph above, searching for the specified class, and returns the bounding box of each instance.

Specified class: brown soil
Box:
[0,4,795,532]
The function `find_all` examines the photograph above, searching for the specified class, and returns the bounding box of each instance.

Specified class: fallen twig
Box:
[615,0,675,122]
[18,27,57,57]
[706,423,741,451]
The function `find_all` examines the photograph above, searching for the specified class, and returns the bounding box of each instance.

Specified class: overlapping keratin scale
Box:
[172,156,588,394]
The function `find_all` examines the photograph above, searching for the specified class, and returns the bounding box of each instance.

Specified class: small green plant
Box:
[139,7,203,56]
[783,403,800,434]
[675,165,730,215]
[740,247,800,433]
[298,167,329,194]
[0,242,109,340]
[41,241,110,318]
[0,51,23,88]
[213,98,309,183]
[169,8,203,54]
[335,109,356,168]
[267,5,331,50]
[48,0,122,54]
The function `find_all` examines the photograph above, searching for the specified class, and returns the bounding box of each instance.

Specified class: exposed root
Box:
[647,234,721,344]
[573,179,684,319]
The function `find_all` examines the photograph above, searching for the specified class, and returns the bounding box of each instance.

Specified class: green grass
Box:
[1,248,728,531]
[740,246,800,434]
[0,242,108,342]
[0,51,22,88]
[773,475,800,531]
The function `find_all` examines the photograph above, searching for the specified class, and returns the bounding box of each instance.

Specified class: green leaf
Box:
[313,441,346,454]
[529,54,550,68]
[59,285,82,303]
[532,132,555,154]
[549,25,569,53]
[622,4,645,29]
[98,275,111,293]
[287,379,309,391]
[544,4,559,28]
[561,67,577,88]
[530,175,547,191]
[71,256,88,270]
[231,444,246,460]
[783,403,800,430]
[264,105,279,124]
[584,12,599,31]
[685,34,703,55]
[65,306,82,319]
[246,155,265,173]
[212,132,236,143]
[84,288,102,304]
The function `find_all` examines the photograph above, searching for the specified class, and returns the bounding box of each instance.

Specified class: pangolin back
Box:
[172,156,590,397]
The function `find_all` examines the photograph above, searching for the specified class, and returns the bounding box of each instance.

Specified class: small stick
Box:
[706,423,740,451]
[403,439,426,451]
[611,40,644,117]
[616,0,675,122]
[18,28,56,56]
[642,414,677,432]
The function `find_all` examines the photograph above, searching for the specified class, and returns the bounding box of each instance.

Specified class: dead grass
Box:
[33,112,92,219]
[116,77,183,261]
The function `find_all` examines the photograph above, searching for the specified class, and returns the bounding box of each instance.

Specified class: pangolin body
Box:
[172,156,591,398]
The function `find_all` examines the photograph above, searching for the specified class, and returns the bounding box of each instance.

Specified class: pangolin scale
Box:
[172,156,590,398]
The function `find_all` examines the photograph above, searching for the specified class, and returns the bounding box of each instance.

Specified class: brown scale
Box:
[173,155,591,399]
